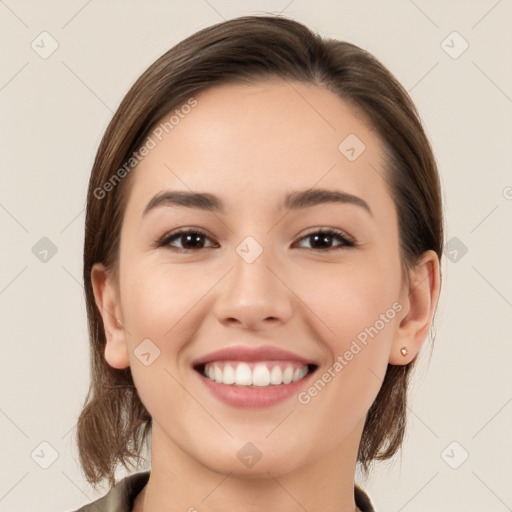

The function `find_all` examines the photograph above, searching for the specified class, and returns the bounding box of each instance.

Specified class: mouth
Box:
[193,361,318,387]
[191,345,319,408]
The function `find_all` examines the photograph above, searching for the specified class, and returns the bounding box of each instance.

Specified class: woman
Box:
[73,14,442,512]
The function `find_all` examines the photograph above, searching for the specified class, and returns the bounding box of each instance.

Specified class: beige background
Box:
[1,1,511,511]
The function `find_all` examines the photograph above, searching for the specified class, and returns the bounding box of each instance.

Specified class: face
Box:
[94,80,421,478]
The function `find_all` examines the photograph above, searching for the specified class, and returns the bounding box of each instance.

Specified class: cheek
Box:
[305,257,402,347]
[301,257,402,405]
[295,269,401,441]
[118,260,223,396]
[118,263,207,421]
[121,261,206,336]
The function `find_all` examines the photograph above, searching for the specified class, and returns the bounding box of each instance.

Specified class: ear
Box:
[90,263,130,369]
[389,250,441,365]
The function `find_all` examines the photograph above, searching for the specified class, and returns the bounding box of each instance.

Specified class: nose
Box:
[212,240,294,331]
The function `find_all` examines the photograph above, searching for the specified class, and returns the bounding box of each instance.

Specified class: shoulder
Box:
[69,471,150,512]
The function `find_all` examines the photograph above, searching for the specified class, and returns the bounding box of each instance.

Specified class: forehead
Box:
[123,80,392,219]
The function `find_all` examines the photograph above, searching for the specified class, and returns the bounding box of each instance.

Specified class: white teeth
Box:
[203,362,310,387]
[282,367,294,384]
[214,365,223,383]
[222,364,235,385]
[252,364,270,386]
[292,367,308,382]
[234,362,252,385]
[269,365,283,385]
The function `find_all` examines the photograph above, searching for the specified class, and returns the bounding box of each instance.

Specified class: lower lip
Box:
[196,370,315,408]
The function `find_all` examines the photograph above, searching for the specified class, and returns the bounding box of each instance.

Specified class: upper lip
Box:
[192,345,318,368]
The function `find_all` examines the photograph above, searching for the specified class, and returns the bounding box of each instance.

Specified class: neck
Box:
[134,421,364,512]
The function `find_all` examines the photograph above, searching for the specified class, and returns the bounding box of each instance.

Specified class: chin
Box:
[192,442,306,479]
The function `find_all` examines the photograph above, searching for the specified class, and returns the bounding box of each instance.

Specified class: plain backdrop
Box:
[1,1,511,511]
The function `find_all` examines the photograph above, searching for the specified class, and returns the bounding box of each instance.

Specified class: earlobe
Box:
[389,250,441,365]
[90,263,130,369]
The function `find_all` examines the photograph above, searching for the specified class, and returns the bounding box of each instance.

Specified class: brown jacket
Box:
[71,470,376,511]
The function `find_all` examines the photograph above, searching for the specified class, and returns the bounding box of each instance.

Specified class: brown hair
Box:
[78,14,443,487]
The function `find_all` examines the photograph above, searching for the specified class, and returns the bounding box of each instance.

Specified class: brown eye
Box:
[159,229,216,251]
[295,229,355,251]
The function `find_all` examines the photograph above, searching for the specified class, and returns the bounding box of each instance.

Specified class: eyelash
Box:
[156,227,356,253]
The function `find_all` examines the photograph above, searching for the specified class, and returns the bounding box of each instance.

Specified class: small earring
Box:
[400,346,409,357]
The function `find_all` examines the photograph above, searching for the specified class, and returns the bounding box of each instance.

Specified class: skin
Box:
[91,80,440,512]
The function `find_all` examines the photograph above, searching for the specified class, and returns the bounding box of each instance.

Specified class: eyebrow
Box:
[142,188,372,217]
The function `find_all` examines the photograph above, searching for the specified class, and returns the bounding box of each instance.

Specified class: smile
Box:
[201,361,314,387]
[191,345,319,408]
